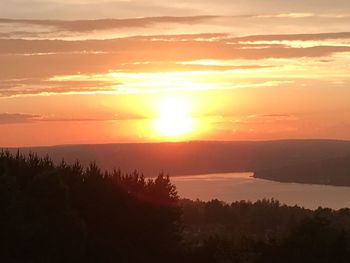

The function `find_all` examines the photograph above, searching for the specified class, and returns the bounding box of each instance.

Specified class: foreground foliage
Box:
[1,150,350,262]
[0,151,181,263]
[181,199,350,263]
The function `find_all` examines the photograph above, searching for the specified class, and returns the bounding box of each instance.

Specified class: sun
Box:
[154,97,193,138]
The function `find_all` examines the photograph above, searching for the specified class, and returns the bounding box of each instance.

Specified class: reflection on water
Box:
[171,173,350,210]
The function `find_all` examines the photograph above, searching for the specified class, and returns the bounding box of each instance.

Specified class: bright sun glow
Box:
[154,97,193,137]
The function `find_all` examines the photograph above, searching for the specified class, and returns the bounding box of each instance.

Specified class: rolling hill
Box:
[3,140,350,186]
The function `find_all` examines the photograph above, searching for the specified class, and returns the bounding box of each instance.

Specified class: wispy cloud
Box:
[231,32,350,42]
[213,114,299,131]
[1,31,350,98]
[0,112,147,124]
[0,16,218,32]
[255,13,315,18]
[0,113,40,124]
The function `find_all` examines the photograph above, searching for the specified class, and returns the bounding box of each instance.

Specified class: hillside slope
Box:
[254,155,350,186]
[4,140,350,181]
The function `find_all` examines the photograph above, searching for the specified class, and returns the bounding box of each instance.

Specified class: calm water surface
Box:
[171,173,350,210]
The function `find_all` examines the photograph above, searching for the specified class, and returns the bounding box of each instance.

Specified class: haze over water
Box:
[172,173,350,210]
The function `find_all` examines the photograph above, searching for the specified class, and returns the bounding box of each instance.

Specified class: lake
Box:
[171,173,350,210]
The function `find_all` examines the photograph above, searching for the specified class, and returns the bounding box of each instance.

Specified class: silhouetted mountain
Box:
[254,155,350,186]
[4,140,350,181]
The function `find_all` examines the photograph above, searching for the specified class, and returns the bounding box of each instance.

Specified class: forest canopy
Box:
[1,150,350,263]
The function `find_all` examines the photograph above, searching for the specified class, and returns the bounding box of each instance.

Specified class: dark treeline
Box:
[0,151,181,263]
[181,199,350,262]
[2,151,350,263]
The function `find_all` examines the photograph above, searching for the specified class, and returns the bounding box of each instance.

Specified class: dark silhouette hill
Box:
[254,155,350,186]
[4,140,350,176]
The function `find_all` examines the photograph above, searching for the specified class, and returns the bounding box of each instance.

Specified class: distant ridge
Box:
[254,154,350,186]
[3,140,350,186]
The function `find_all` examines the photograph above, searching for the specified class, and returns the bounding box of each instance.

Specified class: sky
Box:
[1,0,350,146]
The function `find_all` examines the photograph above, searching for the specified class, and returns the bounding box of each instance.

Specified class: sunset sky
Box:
[1,0,350,146]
